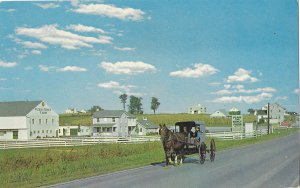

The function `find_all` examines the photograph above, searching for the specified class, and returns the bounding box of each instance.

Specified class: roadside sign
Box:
[232,115,243,132]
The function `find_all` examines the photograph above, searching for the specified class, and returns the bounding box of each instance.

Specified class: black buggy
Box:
[174,121,216,164]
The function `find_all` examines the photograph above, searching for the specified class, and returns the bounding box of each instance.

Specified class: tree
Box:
[151,97,160,114]
[128,96,143,115]
[89,105,103,114]
[119,93,128,110]
[248,108,255,115]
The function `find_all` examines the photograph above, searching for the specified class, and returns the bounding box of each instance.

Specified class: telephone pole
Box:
[267,103,270,134]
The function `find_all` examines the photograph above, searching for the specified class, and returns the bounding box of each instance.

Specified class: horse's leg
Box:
[174,154,178,165]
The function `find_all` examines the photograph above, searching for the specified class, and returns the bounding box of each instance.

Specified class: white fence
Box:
[206,129,269,140]
[0,136,161,150]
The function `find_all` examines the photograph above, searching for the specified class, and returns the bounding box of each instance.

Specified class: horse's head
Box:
[159,124,170,140]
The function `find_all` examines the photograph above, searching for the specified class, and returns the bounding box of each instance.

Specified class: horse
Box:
[159,124,186,165]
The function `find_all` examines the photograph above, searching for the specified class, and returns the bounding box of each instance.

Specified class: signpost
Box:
[232,115,243,132]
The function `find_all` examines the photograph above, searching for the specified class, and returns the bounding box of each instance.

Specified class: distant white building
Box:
[0,101,59,140]
[65,108,77,114]
[91,110,136,137]
[188,104,207,114]
[210,109,229,118]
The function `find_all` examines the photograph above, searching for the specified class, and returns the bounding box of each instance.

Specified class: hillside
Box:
[59,113,256,127]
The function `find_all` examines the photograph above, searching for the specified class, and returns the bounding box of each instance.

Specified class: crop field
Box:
[0,128,297,188]
[59,113,256,126]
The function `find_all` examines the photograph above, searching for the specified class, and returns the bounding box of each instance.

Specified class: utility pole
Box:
[267,103,270,134]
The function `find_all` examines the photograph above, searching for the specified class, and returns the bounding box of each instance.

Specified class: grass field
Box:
[59,113,256,126]
[0,128,298,188]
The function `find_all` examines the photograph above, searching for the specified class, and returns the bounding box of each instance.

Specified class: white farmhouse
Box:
[229,107,241,115]
[188,104,207,114]
[0,101,59,140]
[91,110,136,137]
[210,109,229,118]
[261,103,286,124]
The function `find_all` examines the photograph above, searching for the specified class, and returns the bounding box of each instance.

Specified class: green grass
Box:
[0,128,297,188]
[59,113,256,126]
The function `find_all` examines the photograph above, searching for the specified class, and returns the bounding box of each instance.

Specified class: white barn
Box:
[188,104,207,114]
[210,109,229,118]
[91,110,136,137]
[0,101,59,140]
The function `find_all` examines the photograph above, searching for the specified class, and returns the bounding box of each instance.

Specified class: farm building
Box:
[134,118,159,135]
[0,100,59,140]
[58,125,90,137]
[91,110,136,137]
[255,103,286,124]
[188,104,207,114]
[210,109,229,118]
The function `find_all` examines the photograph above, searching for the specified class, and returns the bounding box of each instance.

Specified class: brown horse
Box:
[159,124,186,165]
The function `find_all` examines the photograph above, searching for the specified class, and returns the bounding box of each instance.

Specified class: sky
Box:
[0,0,299,114]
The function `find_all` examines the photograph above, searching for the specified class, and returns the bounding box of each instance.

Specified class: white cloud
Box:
[66,24,106,34]
[226,68,258,83]
[38,65,56,72]
[275,96,288,101]
[0,60,17,68]
[212,84,276,95]
[169,63,219,78]
[0,9,16,12]
[16,24,112,50]
[208,82,221,86]
[72,4,145,21]
[210,93,273,104]
[24,66,33,71]
[19,41,47,49]
[99,61,156,75]
[114,46,136,51]
[97,81,135,93]
[36,3,60,9]
[31,50,41,55]
[0,78,7,81]
[294,88,299,94]
[57,66,87,72]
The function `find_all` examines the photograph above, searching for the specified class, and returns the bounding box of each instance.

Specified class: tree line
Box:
[119,93,160,115]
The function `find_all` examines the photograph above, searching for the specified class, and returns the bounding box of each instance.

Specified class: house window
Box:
[33,131,35,134]
[97,118,99,122]
[52,119,54,124]
[37,130,40,133]
[113,127,116,132]
[59,129,61,133]
[46,119,48,124]
[112,117,115,122]
[32,119,34,125]
[13,131,18,139]
[42,130,44,133]
[107,128,112,132]
[46,130,49,133]
[140,128,142,132]
[39,119,41,124]
[50,130,52,133]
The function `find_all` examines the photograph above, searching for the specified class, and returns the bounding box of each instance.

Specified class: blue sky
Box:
[0,0,298,114]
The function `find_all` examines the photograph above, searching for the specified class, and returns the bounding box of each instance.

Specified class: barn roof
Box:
[0,101,41,117]
[137,119,159,129]
[92,110,135,118]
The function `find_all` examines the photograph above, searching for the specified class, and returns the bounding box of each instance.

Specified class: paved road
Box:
[49,133,299,188]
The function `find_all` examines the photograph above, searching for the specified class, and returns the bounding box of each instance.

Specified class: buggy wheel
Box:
[199,142,206,164]
[210,139,216,162]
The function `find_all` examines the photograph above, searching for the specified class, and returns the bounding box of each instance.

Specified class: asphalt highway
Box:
[48,133,299,188]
